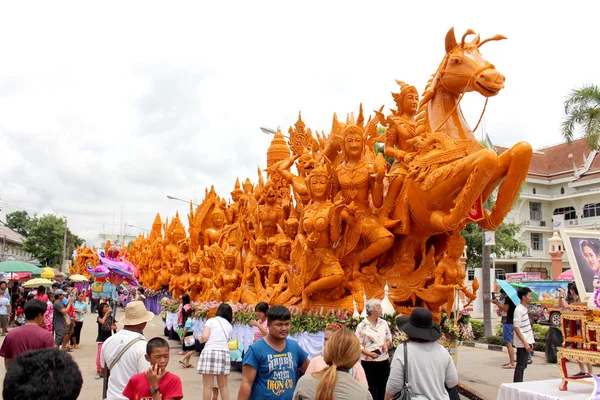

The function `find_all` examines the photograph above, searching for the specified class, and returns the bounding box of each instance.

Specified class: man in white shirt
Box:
[513,287,535,382]
[101,300,154,400]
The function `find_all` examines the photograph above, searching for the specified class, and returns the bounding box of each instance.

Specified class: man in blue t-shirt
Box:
[238,305,309,400]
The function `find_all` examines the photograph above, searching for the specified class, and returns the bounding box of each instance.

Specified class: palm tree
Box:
[561,84,600,150]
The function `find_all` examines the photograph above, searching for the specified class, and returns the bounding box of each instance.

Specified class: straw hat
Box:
[119,301,154,326]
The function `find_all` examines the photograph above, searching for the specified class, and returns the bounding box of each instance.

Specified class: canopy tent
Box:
[557,269,573,281]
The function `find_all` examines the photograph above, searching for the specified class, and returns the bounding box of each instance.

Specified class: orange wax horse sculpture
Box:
[120,27,531,318]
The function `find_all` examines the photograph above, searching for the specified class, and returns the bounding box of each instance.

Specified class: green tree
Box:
[6,210,31,236]
[561,84,600,150]
[461,222,528,270]
[23,214,84,267]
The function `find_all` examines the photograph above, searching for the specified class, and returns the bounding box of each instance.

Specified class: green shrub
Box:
[532,324,549,342]
[534,342,545,352]
[485,336,504,346]
[471,320,484,340]
[495,323,503,337]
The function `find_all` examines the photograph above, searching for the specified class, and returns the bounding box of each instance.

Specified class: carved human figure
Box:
[433,233,477,311]
[258,182,285,242]
[379,81,420,230]
[271,152,315,206]
[183,252,203,301]
[332,124,394,272]
[268,237,292,288]
[295,164,347,310]
[243,235,271,287]
[204,206,227,249]
[227,178,244,224]
[219,251,241,301]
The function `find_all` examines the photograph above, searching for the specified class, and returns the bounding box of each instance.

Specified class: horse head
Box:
[439,27,506,98]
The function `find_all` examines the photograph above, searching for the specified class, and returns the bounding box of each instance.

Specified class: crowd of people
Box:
[0,278,466,399]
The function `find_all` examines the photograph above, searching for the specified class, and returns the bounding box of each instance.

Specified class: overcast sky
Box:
[0,1,598,243]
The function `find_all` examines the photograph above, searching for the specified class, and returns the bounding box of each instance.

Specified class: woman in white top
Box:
[355,299,392,400]
[197,303,233,400]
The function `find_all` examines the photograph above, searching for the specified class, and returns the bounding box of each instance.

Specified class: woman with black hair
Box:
[197,303,233,400]
[250,301,269,343]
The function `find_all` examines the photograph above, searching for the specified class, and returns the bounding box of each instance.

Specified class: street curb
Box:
[461,341,541,357]
[457,382,486,400]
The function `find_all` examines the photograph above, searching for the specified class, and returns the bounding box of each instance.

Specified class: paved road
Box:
[0,313,590,399]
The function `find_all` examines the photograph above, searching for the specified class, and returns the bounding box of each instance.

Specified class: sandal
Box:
[178,360,185,366]
[502,364,515,369]
[73,345,81,349]
[182,363,193,368]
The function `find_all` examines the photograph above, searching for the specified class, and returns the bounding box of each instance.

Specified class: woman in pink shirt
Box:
[250,302,269,343]
[305,323,368,385]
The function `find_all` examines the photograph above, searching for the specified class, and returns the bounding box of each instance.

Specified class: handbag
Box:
[390,342,412,400]
[183,335,196,347]
[228,339,239,351]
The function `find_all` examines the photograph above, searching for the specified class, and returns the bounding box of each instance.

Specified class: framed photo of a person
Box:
[560,230,600,299]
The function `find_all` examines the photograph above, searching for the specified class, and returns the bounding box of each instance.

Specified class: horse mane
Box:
[415,54,449,136]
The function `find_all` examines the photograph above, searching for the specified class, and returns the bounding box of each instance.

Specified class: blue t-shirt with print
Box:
[243,338,308,400]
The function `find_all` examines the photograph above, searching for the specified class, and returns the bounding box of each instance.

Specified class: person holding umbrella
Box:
[492,289,516,369]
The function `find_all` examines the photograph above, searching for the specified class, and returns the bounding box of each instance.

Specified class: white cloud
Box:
[0,0,598,242]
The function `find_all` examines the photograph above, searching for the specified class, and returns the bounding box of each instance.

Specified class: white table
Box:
[497,378,594,400]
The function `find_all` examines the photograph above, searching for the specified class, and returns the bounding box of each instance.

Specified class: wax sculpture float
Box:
[77,27,532,318]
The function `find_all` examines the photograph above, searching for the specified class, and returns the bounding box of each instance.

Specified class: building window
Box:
[533,188,537,194]
[583,203,600,218]
[531,232,543,251]
[468,269,475,281]
[495,269,506,280]
[554,206,577,220]
[561,187,565,194]
[529,202,542,221]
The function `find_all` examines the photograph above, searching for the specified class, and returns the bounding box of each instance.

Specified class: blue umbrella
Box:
[496,279,520,306]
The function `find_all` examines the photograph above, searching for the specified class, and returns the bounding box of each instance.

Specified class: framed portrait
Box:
[560,229,600,299]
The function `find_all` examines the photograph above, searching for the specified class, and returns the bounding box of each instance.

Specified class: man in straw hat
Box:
[101,301,154,400]
[385,307,458,400]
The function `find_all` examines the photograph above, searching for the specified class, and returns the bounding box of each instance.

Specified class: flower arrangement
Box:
[232,303,256,325]
[162,298,180,314]
[439,309,474,342]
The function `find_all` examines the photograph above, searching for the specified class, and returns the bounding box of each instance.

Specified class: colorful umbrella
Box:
[23,278,53,288]
[40,267,55,279]
[70,274,89,282]
[496,279,521,306]
[0,261,42,274]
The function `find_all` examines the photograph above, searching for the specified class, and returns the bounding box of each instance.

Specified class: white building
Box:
[0,223,41,265]
[493,139,600,278]
[91,233,139,250]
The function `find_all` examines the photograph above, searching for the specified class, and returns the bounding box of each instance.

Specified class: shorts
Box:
[65,321,75,336]
[503,323,514,344]
[54,325,65,345]
[197,349,231,375]
[0,315,8,329]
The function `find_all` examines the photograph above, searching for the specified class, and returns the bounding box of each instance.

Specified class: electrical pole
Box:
[482,229,493,337]
[61,216,68,273]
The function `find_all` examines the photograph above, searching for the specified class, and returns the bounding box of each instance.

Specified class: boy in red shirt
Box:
[123,337,184,400]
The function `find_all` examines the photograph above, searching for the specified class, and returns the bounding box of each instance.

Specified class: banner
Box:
[484,230,496,246]
[553,214,565,229]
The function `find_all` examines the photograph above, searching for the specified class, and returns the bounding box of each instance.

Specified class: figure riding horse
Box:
[385,28,532,311]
